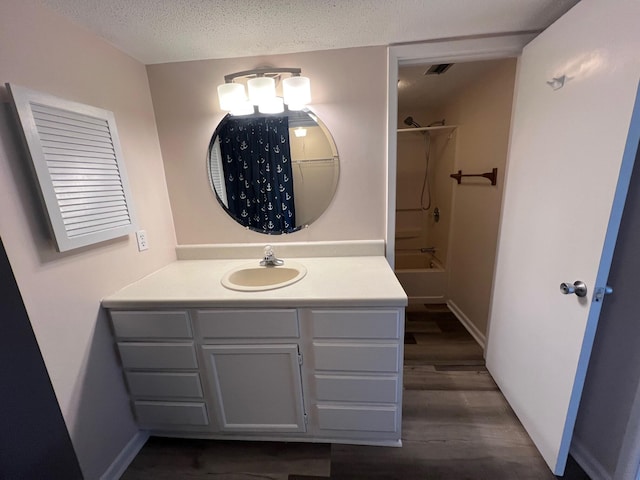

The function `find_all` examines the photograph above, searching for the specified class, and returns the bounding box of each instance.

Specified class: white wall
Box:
[0,1,177,477]
[146,47,388,245]
[436,58,517,336]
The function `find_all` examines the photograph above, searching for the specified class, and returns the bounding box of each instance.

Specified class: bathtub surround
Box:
[0,1,177,478]
[395,120,456,266]
[394,119,457,307]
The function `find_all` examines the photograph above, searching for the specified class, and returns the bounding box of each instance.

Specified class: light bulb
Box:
[231,100,255,116]
[217,83,246,111]
[283,76,311,108]
[248,77,276,106]
[258,97,284,114]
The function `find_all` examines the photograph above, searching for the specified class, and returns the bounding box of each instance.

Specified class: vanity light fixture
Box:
[217,67,311,115]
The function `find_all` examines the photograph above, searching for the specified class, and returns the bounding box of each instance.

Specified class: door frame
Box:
[386,33,538,268]
[387,34,640,478]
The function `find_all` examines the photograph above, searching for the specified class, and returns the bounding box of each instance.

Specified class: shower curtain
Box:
[219,116,296,233]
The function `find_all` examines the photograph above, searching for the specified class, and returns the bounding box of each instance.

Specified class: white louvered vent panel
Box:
[32,103,132,238]
[6,83,137,252]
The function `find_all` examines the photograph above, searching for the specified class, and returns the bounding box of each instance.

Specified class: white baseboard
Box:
[408,295,446,304]
[100,430,149,480]
[446,300,486,350]
[571,437,611,480]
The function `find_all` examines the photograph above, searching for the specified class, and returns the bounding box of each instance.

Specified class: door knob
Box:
[560,281,587,297]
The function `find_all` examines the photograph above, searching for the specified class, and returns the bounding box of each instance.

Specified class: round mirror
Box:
[207,109,339,234]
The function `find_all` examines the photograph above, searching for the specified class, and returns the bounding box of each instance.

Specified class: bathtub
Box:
[394,251,447,304]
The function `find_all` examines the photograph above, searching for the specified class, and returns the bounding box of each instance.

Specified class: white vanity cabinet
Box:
[110,310,210,431]
[194,309,307,434]
[103,253,408,444]
[308,309,403,441]
[108,306,405,445]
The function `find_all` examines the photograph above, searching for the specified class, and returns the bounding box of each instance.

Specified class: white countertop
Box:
[102,256,408,309]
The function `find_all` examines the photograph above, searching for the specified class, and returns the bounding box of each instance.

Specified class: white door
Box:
[201,344,307,433]
[486,0,640,475]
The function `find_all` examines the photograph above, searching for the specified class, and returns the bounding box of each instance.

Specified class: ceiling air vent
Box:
[425,64,453,75]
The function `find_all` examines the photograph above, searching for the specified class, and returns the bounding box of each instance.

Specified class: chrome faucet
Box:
[260,245,284,266]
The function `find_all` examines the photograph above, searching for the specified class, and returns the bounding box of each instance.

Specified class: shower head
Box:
[403,116,422,128]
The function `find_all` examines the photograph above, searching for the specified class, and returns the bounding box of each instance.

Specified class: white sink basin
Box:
[221,261,307,292]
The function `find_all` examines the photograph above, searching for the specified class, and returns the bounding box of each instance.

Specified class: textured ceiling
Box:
[35,0,579,65]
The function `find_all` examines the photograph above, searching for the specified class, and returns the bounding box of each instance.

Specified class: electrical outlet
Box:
[135,230,148,251]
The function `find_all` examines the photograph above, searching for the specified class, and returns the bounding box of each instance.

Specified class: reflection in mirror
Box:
[208,109,339,234]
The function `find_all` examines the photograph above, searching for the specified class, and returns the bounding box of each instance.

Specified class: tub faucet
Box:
[260,245,284,266]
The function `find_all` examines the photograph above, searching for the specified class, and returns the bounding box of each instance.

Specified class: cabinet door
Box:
[201,344,306,433]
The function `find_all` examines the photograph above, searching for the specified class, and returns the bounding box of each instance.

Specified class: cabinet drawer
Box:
[313,342,399,372]
[117,342,198,370]
[315,374,398,403]
[311,309,400,339]
[316,405,397,432]
[125,372,203,399]
[195,309,299,339]
[134,401,209,426]
[110,310,192,339]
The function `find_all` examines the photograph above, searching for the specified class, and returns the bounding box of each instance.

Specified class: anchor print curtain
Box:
[219,116,296,233]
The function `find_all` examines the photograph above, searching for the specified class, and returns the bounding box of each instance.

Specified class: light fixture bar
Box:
[224,67,302,84]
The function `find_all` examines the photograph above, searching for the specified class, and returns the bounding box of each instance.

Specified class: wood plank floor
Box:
[122,305,590,479]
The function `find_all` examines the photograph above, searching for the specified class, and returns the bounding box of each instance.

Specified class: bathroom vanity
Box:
[102,246,407,446]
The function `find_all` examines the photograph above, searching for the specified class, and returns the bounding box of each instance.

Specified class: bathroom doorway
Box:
[394,58,517,348]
